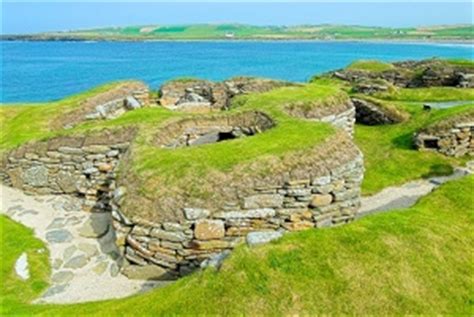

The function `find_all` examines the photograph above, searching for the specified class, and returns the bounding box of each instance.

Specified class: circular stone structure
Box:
[0,79,364,281]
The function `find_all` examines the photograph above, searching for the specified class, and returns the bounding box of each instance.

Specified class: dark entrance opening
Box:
[423,138,439,149]
[217,131,238,142]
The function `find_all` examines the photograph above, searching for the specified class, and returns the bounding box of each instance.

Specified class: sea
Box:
[1,40,472,103]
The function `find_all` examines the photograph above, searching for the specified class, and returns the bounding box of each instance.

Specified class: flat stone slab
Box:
[46,229,73,243]
[247,231,283,246]
[15,252,30,280]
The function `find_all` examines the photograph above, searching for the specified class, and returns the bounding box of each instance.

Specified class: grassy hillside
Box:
[2,175,472,315]
[3,23,473,41]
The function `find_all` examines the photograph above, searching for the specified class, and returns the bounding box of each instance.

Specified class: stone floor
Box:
[1,184,166,304]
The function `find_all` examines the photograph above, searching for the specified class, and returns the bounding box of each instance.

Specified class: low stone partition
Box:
[285,98,356,137]
[110,132,364,280]
[351,97,407,125]
[154,111,275,148]
[415,121,474,157]
[53,81,150,129]
[0,129,135,211]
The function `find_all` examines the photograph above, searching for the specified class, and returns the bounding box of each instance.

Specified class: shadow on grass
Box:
[421,163,454,179]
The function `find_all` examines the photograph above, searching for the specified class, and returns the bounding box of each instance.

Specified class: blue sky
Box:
[2,1,473,34]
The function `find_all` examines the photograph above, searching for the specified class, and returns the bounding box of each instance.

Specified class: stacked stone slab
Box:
[159,77,297,112]
[0,129,135,211]
[154,111,275,148]
[111,138,364,280]
[53,81,150,129]
[415,121,474,157]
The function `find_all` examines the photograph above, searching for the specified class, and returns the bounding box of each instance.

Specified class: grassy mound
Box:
[347,60,395,72]
[2,175,472,315]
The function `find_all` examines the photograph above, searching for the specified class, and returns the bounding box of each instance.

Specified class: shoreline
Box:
[1,37,473,46]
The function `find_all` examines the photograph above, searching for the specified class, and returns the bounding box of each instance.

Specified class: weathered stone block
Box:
[310,194,333,207]
[150,228,186,242]
[194,220,225,240]
[23,165,48,187]
[243,194,283,209]
[214,208,276,219]
[183,208,210,220]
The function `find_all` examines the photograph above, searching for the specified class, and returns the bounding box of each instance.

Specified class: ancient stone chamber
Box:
[1,78,365,280]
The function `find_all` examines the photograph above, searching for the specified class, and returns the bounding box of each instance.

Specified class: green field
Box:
[3,23,474,41]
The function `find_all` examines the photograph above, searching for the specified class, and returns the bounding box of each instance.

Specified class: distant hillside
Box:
[2,24,474,42]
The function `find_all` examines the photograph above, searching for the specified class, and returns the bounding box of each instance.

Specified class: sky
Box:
[2,1,473,34]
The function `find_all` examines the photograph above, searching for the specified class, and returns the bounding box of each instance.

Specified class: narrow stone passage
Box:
[1,184,167,304]
[358,163,472,218]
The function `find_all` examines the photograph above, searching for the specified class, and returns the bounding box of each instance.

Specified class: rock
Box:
[52,271,74,284]
[92,262,108,275]
[246,231,283,246]
[183,208,210,220]
[99,227,120,255]
[46,230,73,243]
[52,258,63,270]
[63,245,77,261]
[214,208,276,219]
[310,194,333,207]
[42,284,67,298]
[14,252,30,280]
[194,220,225,240]
[64,255,88,269]
[47,218,65,230]
[125,96,141,109]
[122,265,175,280]
[200,250,231,269]
[150,228,186,242]
[109,262,120,277]
[23,165,48,187]
[98,163,113,173]
[78,243,98,258]
[56,171,77,193]
[243,194,283,209]
[192,240,230,250]
[78,213,111,238]
[312,176,331,186]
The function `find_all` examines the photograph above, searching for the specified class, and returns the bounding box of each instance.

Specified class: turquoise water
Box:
[1,40,472,103]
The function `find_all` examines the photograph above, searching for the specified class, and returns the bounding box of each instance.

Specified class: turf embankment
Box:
[1,175,473,315]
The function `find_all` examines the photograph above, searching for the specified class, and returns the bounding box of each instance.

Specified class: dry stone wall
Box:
[415,122,474,157]
[110,147,364,280]
[0,129,135,211]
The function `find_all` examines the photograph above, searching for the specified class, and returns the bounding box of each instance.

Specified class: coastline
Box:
[1,36,473,46]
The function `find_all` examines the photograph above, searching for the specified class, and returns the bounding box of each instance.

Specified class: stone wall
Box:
[351,97,403,125]
[154,111,275,148]
[110,149,364,280]
[415,122,474,157]
[0,129,135,211]
[53,82,150,129]
[159,77,296,112]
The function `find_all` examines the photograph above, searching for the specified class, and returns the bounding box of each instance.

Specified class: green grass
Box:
[347,60,395,72]
[0,82,126,152]
[373,86,474,102]
[2,175,472,315]
[355,102,473,194]
[12,24,474,41]
[0,216,50,315]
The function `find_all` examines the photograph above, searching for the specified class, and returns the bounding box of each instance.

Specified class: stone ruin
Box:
[53,81,150,129]
[0,77,369,281]
[415,114,474,157]
[155,111,275,148]
[159,77,297,112]
[329,59,474,89]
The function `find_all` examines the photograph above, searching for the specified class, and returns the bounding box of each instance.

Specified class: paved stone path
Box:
[1,184,164,304]
[359,164,472,217]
